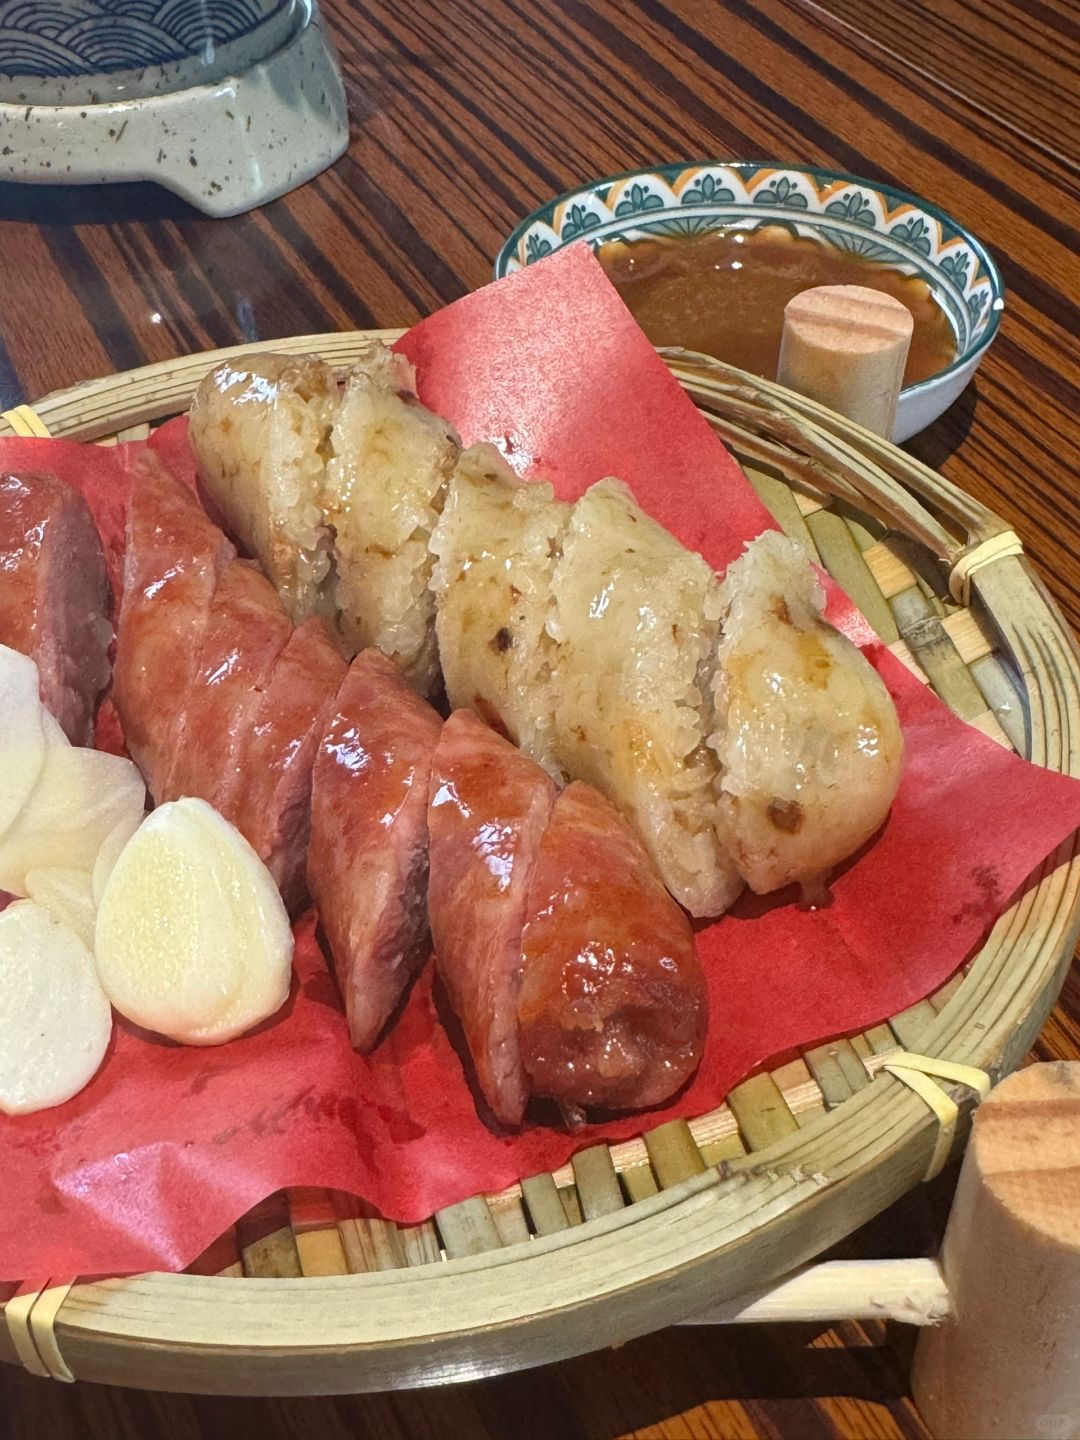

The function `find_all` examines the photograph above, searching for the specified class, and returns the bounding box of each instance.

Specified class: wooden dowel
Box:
[912,1062,1080,1440]
[777,284,913,439]
[680,1257,949,1326]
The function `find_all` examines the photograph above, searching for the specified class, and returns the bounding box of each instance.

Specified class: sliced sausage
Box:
[0,469,110,744]
[113,454,235,795]
[232,615,347,912]
[308,648,443,1051]
[163,559,293,808]
[518,781,706,1112]
[427,710,557,1126]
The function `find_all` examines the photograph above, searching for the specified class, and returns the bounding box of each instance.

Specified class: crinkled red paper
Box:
[3,244,1079,1281]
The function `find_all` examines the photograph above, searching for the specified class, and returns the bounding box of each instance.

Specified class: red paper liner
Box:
[2,244,1079,1282]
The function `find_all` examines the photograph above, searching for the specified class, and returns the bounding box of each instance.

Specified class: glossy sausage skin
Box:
[234,615,347,912]
[0,469,111,744]
[427,710,556,1126]
[113,455,235,794]
[113,456,344,911]
[308,648,443,1051]
[518,781,706,1111]
[163,559,293,809]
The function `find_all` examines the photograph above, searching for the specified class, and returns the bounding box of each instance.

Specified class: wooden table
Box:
[0,1,1075,1435]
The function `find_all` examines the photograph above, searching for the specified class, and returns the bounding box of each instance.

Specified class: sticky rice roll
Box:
[429,444,570,775]
[708,531,904,898]
[548,478,743,918]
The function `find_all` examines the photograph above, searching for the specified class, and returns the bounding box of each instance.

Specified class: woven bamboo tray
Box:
[2,332,1079,1397]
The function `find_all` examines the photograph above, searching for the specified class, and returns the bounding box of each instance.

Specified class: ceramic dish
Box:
[495,162,1005,442]
[0,0,348,217]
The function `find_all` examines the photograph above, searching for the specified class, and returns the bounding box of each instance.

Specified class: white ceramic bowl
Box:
[495,163,1005,442]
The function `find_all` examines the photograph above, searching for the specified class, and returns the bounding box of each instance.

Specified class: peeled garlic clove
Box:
[92,809,145,907]
[25,867,97,951]
[95,798,293,1046]
[0,646,48,845]
[0,739,146,896]
[0,899,112,1114]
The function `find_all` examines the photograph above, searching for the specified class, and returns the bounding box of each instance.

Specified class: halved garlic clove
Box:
[25,867,97,951]
[91,809,146,907]
[0,734,147,896]
[95,798,293,1046]
[0,646,48,845]
[0,899,112,1115]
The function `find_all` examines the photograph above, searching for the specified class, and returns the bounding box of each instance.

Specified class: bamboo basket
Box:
[2,332,1078,1397]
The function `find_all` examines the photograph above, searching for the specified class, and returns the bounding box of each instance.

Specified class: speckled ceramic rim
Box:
[495,160,1006,398]
[0,2,303,105]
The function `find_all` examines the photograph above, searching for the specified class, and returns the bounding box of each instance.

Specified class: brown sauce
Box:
[598,226,956,386]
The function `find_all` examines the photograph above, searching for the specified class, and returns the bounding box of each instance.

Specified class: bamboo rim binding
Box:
[5,1280,75,1382]
[867,1052,992,1180]
[0,405,51,438]
[948,532,1025,606]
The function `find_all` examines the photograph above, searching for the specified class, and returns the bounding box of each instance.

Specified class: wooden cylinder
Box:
[777,284,913,438]
[913,1062,1080,1440]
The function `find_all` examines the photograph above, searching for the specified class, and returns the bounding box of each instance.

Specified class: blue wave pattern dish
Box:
[0,0,346,217]
[0,0,287,75]
[497,163,1004,373]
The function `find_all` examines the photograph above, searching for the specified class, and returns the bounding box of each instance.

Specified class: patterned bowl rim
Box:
[495,160,1006,398]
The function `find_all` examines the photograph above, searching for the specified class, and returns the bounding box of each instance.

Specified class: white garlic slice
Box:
[0,899,112,1114]
[95,798,293,1046]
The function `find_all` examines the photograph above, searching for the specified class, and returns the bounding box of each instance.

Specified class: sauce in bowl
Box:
[598,226,957,386]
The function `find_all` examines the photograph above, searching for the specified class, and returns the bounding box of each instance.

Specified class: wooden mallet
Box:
[912,1061,1080,1439]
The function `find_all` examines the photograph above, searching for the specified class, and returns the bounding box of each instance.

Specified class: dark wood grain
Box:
[803,0,1079,164]
[0,0,1075,1435]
